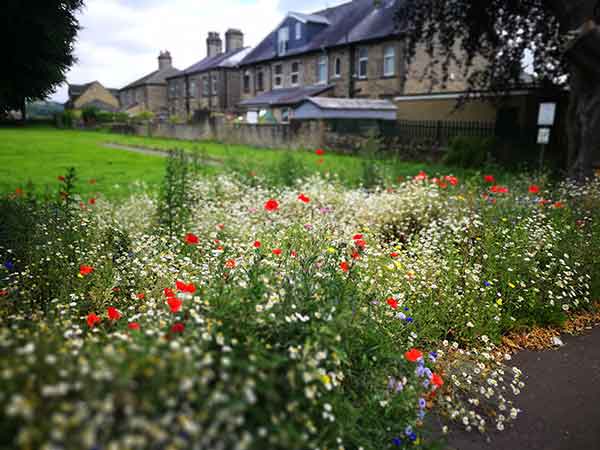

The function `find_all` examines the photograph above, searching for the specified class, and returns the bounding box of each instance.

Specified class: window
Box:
[358,47,368,79]
[273,64,283,88]
[202,76,209,96]
[295,22,302,40]
[189,80,197,98]
[257,70,264,91]
[291,61,300,86]
[317,55,328,84]
[212,74,218,95]
[243,71,251,94]
[281,107,290,123]
[334,57,341,78]
[383,46,395,76]
[278,27,289,55]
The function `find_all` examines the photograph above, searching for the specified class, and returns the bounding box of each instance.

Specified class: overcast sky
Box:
[50,0,348,102]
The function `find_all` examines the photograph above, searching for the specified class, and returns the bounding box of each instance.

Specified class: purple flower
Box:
[405,317,414,323]
[396,312,407,320]
[392,437,403,447]
[418,398,426,409]
[4,261,14,271]
[484,281,491,287]
[408,432,417,442]
[404,426,413,436]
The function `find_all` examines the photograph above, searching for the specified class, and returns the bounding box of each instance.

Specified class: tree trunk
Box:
[567,66,600,180]
[565,26,600,180]
[20,97,27,122]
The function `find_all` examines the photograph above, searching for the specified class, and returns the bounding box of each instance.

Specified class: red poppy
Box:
[415,170,427,181]
[264,199,279,211]
[112,287,120,293]
[484,175,495,183]
[175,281,196,294]
[339,261,349,273]
[351,251,361,260]
[217,223,225,230]
[225,259,236,268]
[87,313,101,328]
[390,252,399,258]
[431,372,444,387]
[128,322,141,331]
[489,185,509,194]
[253,240,261,248]
[216,245,224,251]
[15,188,23,196]
[298,193,310,203]
[437,181,448,189]
[164,287,175,297]
[554,201,564,208]
[0,289,8,297]
[528,184,540,194]
[353,234,363,240]
[315,148,325,156]
[290,250,298,258]
[387,298,398,309]
[136,293,145,300]
[88,198,96,205]
[107,307,122,321]
[445,175,458,186]
[355,239,366,249]
[272,248,282,256]
[58,175,66,182]
[185,233,199,245]
[171,322,185,333]
[167,297,183,313]
[79,265,94,276]
[405,348,423,362]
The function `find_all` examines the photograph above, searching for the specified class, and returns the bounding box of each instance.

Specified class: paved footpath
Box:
[441,326,600,450]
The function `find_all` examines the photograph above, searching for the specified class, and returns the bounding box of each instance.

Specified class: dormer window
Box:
[278,27,289,55]
[295,22,302,40]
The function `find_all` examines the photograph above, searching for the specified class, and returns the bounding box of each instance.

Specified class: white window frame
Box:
[203,76,209,96]
[317,55,328,84]
[273,64,283,88]
[358,47,368,79]
[212,74,218,95]
[278,27,289,55]
[383,45,396,77]
[334,57,341,78]
[295,22,302,40]
[290,61,300,86]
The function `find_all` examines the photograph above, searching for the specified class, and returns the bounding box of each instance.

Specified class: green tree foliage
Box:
[0,1,84,119]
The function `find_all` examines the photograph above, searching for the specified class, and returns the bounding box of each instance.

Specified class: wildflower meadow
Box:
[1,148,598,450]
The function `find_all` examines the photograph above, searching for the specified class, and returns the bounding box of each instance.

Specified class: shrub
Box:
[444,136,494,168]
[81,106,99,125]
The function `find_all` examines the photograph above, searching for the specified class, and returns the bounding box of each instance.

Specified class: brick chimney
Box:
[207,32,223,57]
[158,50,172,70]
[225,29,244,53]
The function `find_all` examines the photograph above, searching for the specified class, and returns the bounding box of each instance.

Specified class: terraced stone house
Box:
[238,0,472,123]
[119,51,181,116]
[167,30,251,119]
[65,81,120,112]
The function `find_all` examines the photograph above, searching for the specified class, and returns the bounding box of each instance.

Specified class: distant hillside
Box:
[27,101,64,118]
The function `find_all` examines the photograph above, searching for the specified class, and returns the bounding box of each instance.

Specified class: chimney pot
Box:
[225,28,244,53]
[206,32,223,57]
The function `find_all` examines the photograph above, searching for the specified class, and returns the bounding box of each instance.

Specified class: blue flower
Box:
[417,409,426,420]
[404,425,413,436]
[484,280,491,287]
[4,261,14,271]
[423,379,430,389]
[392,437,403,447]
[405,317,413,323]
[418,398,426,409]
[429,351,438,362]
[408,432,417,442]
[423,368,432,379]
[403,306,410,311]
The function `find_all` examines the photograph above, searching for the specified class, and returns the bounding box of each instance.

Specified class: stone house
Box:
[65,81,120,111]
[167,30,251,120]
[238,0,477,123]
[119,51,181,116]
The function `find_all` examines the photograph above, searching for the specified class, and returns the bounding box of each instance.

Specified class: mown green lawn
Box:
[0,125,498,200]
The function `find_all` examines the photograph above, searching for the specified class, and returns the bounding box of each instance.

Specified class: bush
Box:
[81,106,100,125]
[444,136,494,168]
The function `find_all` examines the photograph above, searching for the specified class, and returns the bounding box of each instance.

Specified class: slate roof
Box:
[67,81,119,103]
[121,66,181,90]
[241,0,404,66]
[239,84,334,107]
[303,97,397,110]
[76,99,119,112]
[168,47,252,80]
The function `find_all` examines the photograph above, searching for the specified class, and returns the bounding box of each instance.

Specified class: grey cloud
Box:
[277,0,348,13]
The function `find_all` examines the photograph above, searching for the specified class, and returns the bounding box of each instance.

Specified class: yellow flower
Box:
[320,374,331,385]
[496,299,503,306]
[327,247,336,254]
[508,282,516,289]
